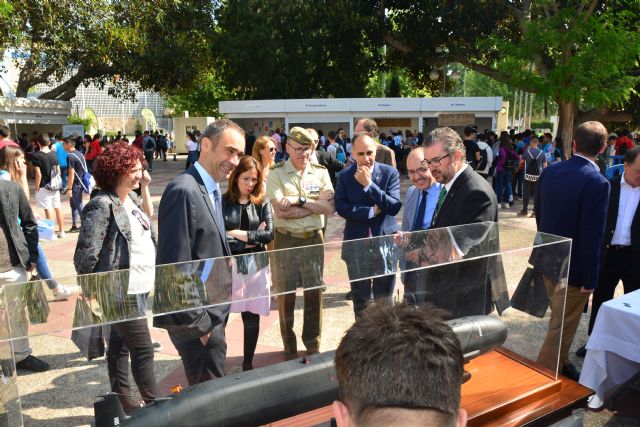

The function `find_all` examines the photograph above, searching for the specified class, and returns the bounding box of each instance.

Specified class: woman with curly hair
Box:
[73,142,158,414]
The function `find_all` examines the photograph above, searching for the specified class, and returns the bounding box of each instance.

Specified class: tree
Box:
[383,0,640,157]
[213,0,379,99]
[165,71,236,117]
[0,0,216,101]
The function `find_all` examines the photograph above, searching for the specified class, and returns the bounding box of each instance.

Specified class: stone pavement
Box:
[15,156,637,426]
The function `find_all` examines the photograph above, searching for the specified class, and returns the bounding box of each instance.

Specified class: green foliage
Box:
[213,0,379,99]
[0,0,216,100]
[135,119,143,133]
[165,71,236,117]
[384,0,640,128]
[530,121,553,130]
[67,113,92,131]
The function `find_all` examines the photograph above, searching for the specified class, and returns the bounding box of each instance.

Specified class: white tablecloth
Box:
[579,289,640,408]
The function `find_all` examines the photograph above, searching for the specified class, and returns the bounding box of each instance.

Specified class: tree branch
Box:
[576,107,633,124]
[583,0,598,22]
[37,64,100,100]
[383,33,412,54]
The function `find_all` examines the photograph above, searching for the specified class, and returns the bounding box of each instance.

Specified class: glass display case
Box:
[0,222,573,426]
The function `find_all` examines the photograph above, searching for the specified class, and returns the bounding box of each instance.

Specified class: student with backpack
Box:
[32,135,66,238]
[64,137,90,232]
[475,134,494,182]
[494,134,519,209]
[142,131,156,172]
[518,135,547,217]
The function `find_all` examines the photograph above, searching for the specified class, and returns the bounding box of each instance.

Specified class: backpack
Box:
[505,151,517,173]
[44,155,63,191]
[524,149,543,181]
[69,152,96,194]
[476,141,493,172]
[335,145,346,163]
[144,137,155,153]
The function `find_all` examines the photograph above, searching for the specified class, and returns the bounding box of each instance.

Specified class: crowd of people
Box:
[0,115,638,422]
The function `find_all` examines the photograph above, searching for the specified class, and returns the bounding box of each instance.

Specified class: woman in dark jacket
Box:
[73,142,158,414]
[222,155,274,371]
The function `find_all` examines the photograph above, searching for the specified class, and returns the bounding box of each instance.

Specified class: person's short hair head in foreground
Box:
[333,303,467,427]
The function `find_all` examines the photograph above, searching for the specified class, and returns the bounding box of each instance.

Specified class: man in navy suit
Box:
[400,147,441,305]
[576,145,640,357]
[335,133,402,317]
[535,121,610,381]
[155,119,245,385]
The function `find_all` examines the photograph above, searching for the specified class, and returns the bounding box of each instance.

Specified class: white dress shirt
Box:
[611,173,640,246]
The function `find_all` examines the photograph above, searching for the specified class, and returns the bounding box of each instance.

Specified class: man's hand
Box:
[26,262,35,273]
[278,197,293,211]
[393,232,409,248]
[200,332,211,347]
[258,221,266,230]
[373,205,381,216]
[317,189,334,201]
[354,165,372,187]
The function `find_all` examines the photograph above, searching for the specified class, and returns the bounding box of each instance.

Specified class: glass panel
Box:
[0,223,570,426]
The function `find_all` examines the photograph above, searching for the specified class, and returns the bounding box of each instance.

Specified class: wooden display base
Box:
[271,348,593,427]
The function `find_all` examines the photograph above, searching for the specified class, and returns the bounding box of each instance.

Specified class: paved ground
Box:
[7,155,639,426]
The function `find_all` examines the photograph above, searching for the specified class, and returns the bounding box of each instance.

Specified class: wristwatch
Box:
[297,196,307,207]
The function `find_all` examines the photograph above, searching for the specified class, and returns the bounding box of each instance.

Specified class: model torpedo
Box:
[95,315,507,427]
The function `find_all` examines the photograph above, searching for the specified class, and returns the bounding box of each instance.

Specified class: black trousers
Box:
[522,180,538,212]
[350,275,395,318]
[168,321,227,386]
[107,318,159,411]
[588,246,640,334]
[241,311,260,365]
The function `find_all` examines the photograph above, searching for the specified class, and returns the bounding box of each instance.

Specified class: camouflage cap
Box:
[287,127,314,146]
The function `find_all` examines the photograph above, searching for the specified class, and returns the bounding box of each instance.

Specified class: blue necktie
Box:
[412,190,428,231]
[212,187,225,233]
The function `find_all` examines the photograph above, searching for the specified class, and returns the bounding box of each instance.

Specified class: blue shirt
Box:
[193,161,220,207]
[415,181,441,230]
[53,141,68,167]
[193,161,222,283]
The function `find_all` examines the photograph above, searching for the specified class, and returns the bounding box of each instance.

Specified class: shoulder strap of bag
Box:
[70,152,89,173]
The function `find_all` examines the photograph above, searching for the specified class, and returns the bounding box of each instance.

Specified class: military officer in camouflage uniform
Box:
[266,127,335,360]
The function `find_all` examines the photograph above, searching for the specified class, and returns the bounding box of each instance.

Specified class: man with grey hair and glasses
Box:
[415,127,500,318]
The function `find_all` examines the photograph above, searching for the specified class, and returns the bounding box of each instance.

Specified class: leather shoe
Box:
[576,344,587,358]
[561,363,581,381]
[15,355,50,372]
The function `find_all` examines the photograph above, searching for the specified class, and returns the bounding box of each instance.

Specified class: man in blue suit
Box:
[336,133,402,317]
[535,121,610,381]
[400,147,441,305]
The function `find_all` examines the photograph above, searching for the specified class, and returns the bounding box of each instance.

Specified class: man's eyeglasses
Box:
[407,167,429,177]
[287,143,312,154]
[422,152,452,168]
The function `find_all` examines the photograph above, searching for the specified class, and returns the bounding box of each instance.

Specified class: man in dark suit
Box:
[419,127,500,318]
[354,118,396,168]
[335,133,402,317]
[535,121,610,380]
[154,119,245,385]
[576,145,640,357]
